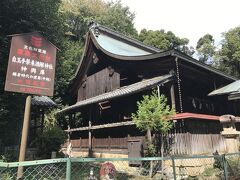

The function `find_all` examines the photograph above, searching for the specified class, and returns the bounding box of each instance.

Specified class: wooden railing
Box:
[63,136,144,150]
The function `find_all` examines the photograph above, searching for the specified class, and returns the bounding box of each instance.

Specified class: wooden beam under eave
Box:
[64,113,221,133]
[65,121,135,132]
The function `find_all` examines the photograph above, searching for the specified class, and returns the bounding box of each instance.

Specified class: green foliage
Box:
[201,167,221,177]
[132,91,175,158]
[0,155,8,162]
[31,108,71,159]
[0,153,18,162]
[56,0,138,106]
[99,1,138,38]
[132,91,175,134]
[55,40,84,105]
[215,26,240,78]
[31,126,67,159]
[0,0,66,147]
[61,0,107,40]
[226,156,240,176]
[213,151,223,170]
[44,109,61,127]
[146,143,156,157]
[196,34,216,63]
[61,0,138,40]
[138,29,194,56]
[0,0,137,149]
[0,172,13,180]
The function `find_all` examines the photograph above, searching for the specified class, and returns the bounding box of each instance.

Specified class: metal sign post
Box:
[17,95,32,179]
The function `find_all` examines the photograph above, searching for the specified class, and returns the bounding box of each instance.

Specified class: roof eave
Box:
[59,74,174,114]
[68,32,92,95]
[171,50,237,81]
[95,24,160,53]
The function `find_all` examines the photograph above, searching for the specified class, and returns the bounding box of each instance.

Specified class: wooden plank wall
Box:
[66,137,130,150]
[78,68,120,101]
[169,133,227,155]
[64,133,227,155]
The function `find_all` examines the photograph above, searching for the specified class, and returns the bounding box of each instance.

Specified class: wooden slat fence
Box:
[63,133,227,155]
[93,137,109,149]
[170,133,227,155]
[63,137,130,150]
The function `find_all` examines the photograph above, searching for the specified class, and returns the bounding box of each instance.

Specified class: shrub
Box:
[31,126,67,159]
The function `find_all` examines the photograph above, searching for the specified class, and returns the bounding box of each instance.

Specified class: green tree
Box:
[132,91,175,177]
[196,34,216,63]
[132,91,175,144]
[138,29,194,56]
[215,27,240,78]
[54,40,83,105]
[61,0,138,40]
[61,0,108,40]
[0,0,66,148]
[99,1,138,38]
[0,0,139,151]
[29,108,70,159]
[31,126,67,159]
[58,0,138,104]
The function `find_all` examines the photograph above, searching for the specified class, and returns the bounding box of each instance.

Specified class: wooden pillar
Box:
[88,107,92,156]
[213,80,217,90]
[33,109,37,137]
[79,137,82,149]
[40,108,44,156]
[170,83,176,109]
[108,136,111,150]
[17,96,32,179]
[69,114,72,127]
[41,108,44,134]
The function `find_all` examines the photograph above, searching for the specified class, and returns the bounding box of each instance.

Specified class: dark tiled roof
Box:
[31,96,56,107]
[59,74,173,114]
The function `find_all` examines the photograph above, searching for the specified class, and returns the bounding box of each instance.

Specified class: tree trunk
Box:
[161,134,164,178]
[147,128,152,144]
[147,128,153,178]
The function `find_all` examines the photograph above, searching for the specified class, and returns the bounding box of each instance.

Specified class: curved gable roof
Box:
[95,33,152,56]
[70,23,237,94]
[89,24,236,80]
[91,24,160,55]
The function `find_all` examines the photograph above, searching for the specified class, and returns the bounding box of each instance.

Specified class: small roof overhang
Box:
[208,80,240,96]
[31,96,56,107]
[59,74,174,114]
[228,92,240,100]
[173,112,219,121]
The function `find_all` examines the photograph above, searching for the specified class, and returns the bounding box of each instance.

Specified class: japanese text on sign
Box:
[5,32,57,96]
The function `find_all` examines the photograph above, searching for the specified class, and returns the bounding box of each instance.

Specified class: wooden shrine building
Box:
[59,23,240,158]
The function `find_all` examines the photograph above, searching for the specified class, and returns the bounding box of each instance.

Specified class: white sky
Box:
[111,0,240,48]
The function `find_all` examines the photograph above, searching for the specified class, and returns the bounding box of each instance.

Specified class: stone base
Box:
[224,138,239,153]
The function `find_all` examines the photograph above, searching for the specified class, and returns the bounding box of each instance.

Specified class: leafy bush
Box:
[226,155,240,177]
[0,152,18,162]
[145,143,156,157]
[202,167,221,177]
[31,126,67,159]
